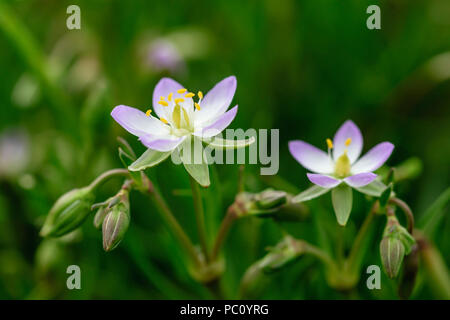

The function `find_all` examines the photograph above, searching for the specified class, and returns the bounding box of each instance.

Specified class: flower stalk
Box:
[143,176,203,268]
[189,175,210,261]
[88,168,130,192]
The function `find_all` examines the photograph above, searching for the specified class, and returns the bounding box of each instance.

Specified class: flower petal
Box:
[194,76,237,125]
[111,105,170,137]
[332,120,363,163]
[344,172,377,188]
[307,173,341,188]
[139,134,186,152]
[351,142,394,174]
[193,105,238,138]
[288,140,334,174]
[152,77,184,118]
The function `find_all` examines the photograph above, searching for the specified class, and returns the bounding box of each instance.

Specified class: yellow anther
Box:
[177,88,187,94]
[168,92,173,101]
[145,109,152,116]
[326,138,333,149]
[185,92,195,98]
[198,91,203,99]
[194,102,201,110]
[174,98,184,104]
[160,96,165,100]
[160,118,168,124]
[345,138,352,146]
[158,100,169,107]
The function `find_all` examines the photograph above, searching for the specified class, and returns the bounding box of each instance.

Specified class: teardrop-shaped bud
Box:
[40,187,95,237]
[102,194,130,252]
[380,236,405,278]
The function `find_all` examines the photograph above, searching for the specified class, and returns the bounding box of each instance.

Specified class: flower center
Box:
[335,151,351,178]
[145,88,204,136]
[326,137,352,178]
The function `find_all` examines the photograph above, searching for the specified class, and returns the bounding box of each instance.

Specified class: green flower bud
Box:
[380,216,416,278]
[380,236,405,278]
[93,206,109,229]
[40,187,95,238]
[102,192,130,252]
[260,236,303,273]
[255,189,287,209]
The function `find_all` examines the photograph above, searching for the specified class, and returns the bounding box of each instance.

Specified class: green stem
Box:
[88,169,130,192]
[189,175,210,261]
[336,225,345,267]
[346,201,379,270]
[146,178,202,267]
[301,240,335,268]
[211,204,238,261]
[389,197,414,234]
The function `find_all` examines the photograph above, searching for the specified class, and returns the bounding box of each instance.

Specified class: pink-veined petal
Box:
[344,172,377,188]
[111,105,170,137]
[333,120,363,164]
[351,142,394,174]
[307,173,342,188]
[193,105,238,138]
[288,140,334,174]
[194,76,236,125]
[139,134,186,152]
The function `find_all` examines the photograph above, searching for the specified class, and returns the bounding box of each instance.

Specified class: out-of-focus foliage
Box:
[0,0,449,299]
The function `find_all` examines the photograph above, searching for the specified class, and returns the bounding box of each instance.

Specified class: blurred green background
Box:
[0,0,449,299]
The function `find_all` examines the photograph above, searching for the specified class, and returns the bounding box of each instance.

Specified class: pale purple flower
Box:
[146,38,185,73]
[111,76,238,153]
[289,120,394,189]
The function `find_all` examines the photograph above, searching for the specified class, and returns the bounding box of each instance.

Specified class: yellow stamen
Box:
[194,102,201,110]
[174,98,184,104]
[326,138,333,149]
[198,91,203,99]
[185,92,195,98]
[158,100,169,107]
[160,118,168,124]
[145,109,152,116]
[160,96,165,100]
[177,88,187,94]
[345,138,352,146]
[168,92,173,101]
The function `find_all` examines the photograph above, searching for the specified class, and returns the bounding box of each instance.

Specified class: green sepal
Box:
[355,179,388,197]
[180,137,210,187]
[331,184,353,226]
[128,148,171,171]
[292,185,330,203]
[205,136,256,149]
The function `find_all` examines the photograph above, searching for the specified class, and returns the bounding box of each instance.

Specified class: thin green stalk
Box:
[211,204,238,261]
[301,241,336,268]
[389,197,414,233]
[88,168,130,191]
[146,179,202,267]
[346,201,379,269]
[336,225,345,266]
[189,175,210,261]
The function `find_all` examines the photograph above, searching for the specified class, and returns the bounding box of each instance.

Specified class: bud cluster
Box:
[92,186,131,252]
